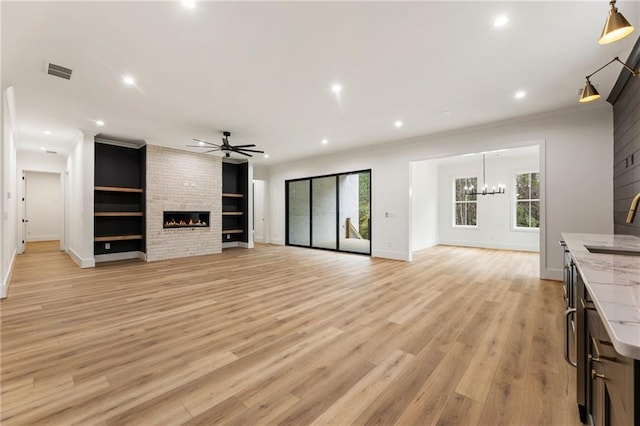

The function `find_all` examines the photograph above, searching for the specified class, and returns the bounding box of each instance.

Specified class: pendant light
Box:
[599,0,634,45]
[464,154,505,196]
[579,78,600,103]
[578,57,639,103]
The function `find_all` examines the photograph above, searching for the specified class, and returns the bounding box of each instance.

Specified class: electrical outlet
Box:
[105,243,110,250]
[227,234,231,240]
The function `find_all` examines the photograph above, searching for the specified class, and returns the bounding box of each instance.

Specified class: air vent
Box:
[47,62,72,80]
[45,150,57,155]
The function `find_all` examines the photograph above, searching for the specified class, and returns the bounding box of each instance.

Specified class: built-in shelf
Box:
[222,193,243,198]
[222,212,243,216]
[94,235,143,242]
[95,186,144,193]
[222,229,244,234]
[95,212,144,217]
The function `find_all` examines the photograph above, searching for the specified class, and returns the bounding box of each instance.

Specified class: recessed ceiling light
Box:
[515,90,526,99]
[322,139,328,145]
[394,120,403,128]
[40,147,46,151]
[494,15,509,28]
[123,75,136,86]
[96,120,105,126]
[331,83,342,94]
[198,141,205,146]
[181,0,196,8]
[444,110,452,115]
[43,130,51,135]
[264,154,269,159]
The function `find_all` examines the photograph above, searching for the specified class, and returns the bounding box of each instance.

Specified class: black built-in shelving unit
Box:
[222,162,248,243]
[94,142,146,256]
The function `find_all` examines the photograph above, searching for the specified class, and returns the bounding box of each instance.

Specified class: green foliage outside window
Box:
[454,177,477,226]
[515,172,540,228]
[358,173,370,239]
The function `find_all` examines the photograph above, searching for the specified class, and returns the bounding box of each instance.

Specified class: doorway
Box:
[21,171,63,252]
[286,169,371,255]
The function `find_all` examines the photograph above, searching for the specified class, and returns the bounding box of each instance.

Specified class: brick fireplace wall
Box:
[146,145,222,261]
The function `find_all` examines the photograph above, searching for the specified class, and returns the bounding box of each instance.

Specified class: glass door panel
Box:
[287,180,310,246]
[311,176,337,249]
[338,171,371,254]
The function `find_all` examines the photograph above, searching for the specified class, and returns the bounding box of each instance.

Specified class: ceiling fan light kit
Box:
[187,131,264,158]
[578,1,638,103]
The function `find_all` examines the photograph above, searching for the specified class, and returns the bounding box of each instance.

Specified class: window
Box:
[454,177,477,226]
[515,172,540,228]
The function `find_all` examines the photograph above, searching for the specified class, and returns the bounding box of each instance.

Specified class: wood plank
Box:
[95,212,144,217]
[94,235,143,242]
[95,186,143,193]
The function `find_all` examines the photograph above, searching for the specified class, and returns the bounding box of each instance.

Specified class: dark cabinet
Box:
[577,277,640,425]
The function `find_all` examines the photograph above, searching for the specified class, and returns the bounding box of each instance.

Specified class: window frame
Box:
[452,176,478,228]
[512,170,540,232]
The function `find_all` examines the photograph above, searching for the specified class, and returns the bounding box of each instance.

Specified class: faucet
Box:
[627,192,640,223]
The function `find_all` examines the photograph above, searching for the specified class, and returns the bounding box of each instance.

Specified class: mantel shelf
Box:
[95,186,143,193]
[94,235,143,242]
[95,212,144,217]
[222,193,243,198]
[222,212,243,216]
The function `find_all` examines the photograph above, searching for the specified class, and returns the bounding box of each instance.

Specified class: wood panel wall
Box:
[610,37,640,236]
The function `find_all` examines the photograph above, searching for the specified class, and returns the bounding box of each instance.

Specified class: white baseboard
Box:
[541,268,562,281]
[439,240,539,252]
[26,235,61,242]
[372,249,410,261]
[222,242,239,249]
[412,239,439,251]
[270,238,284,246]
[95,251,146,263]
[66,248,95,268]
[0,248,17,299]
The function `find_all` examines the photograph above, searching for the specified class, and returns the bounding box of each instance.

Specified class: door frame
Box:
[285,169,372,256]
[19,170,65,253]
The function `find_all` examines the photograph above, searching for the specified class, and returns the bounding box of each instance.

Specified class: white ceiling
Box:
[2,1,638,164]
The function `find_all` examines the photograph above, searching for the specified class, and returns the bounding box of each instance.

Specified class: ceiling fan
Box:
[187,131,264,158]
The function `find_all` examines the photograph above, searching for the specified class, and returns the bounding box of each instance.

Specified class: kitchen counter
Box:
[562,233,640,360]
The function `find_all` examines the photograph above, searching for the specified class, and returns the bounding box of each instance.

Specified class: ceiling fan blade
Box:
[234,148,264,154]
[193,138,218,146]
[233,150,252,157]
[187,144,221,148]
[204,148,223,153]
[233,144,256,148]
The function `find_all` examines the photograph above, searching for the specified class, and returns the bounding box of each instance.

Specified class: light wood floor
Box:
[1,241,580,425]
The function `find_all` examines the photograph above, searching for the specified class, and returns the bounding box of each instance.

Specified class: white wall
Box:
[267,106,614,279]
[410,160,439,251]
[65,130,95,268]
[17,150,67,251]
[23,171,62,242]
[437,148,540,252]
[1,87,18,298]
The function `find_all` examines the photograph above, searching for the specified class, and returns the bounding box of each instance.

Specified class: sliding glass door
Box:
[286,169,371,255]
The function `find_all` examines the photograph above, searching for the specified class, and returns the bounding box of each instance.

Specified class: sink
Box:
[585,245,640,256]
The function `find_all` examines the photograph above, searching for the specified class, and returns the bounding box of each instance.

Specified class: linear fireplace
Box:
[163,211,210,229]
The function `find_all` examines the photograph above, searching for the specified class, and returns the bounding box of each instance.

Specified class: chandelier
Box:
[464,153,505,196]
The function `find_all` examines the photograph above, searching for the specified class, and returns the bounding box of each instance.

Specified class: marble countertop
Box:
[562,233,640,360]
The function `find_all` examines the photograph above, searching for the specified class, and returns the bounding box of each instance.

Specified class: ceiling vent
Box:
[45,150,57,155]
[46,62,72,80]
